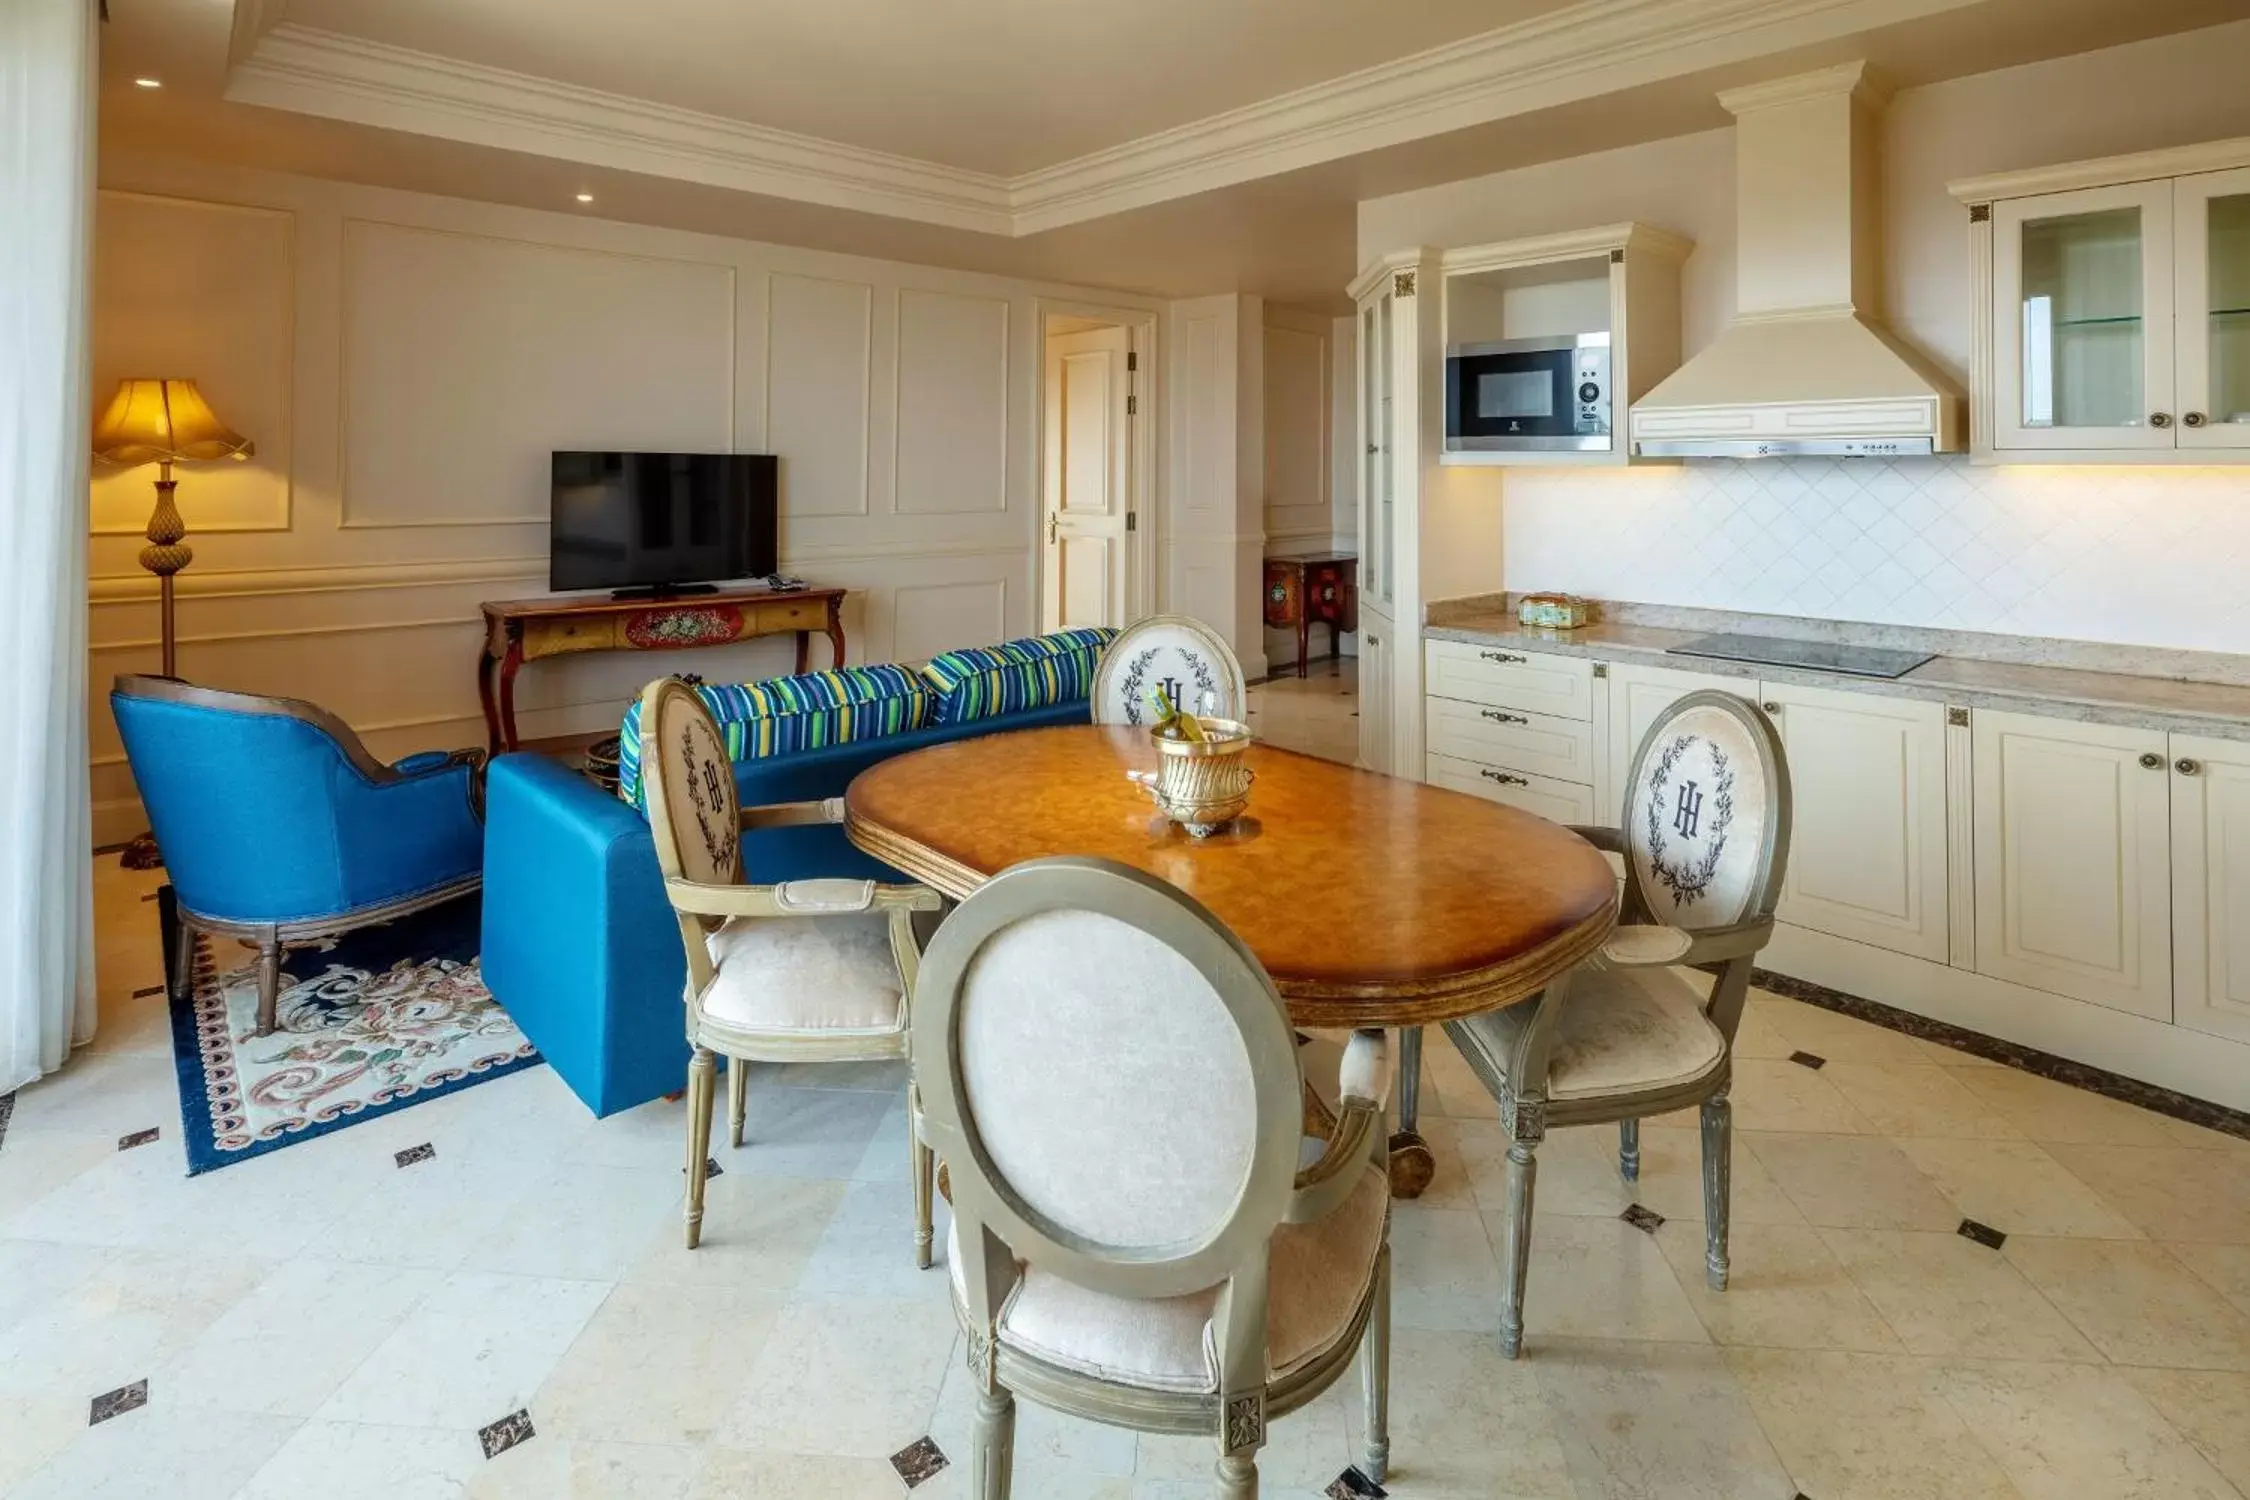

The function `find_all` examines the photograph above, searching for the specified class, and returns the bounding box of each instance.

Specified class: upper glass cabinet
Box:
[2177,166,2250,449]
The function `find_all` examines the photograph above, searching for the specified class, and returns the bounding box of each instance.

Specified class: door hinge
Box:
[1126,352,1138,371]
[1125,513,1138,532]
[1126,394,1137,416]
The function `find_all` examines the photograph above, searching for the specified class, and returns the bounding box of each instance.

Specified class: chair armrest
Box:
[392,746,486,778]
[740,796,848,831]
[1288,1029,1390,1224]
[664,876,942,919]
[1565,823,1625,855]
[1602,918,1773,968]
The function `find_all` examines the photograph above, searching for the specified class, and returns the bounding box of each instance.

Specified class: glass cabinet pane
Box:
[2018,207,2145,429]
[1360,302,1385,609]
[1377,298,1395,606]
[2207,193,2250,425]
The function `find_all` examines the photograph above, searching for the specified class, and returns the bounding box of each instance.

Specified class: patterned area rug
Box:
[161,889,540,1175]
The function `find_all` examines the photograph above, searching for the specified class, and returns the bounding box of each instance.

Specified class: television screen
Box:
[549,451,778,593]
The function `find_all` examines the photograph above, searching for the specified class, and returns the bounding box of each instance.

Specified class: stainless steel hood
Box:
[1630,63,1964,458]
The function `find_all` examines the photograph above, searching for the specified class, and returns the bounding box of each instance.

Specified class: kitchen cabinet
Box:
[1972,708,2173,1019]
[1357,621,1394,777]
[1426,754,1600,823]
[1953,136,2250,461]
[2170,732,2250,1043]
[1763,682,1951,963]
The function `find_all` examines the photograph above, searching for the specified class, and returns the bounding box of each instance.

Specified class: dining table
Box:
[844,723,1619,1198]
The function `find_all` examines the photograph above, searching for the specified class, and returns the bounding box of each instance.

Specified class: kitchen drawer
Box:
[1425,698,1598,785]
[1427,753,1599,825]
[1425,640,1594,721]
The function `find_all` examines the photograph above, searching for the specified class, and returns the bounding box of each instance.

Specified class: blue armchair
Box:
[110,675,486,1035]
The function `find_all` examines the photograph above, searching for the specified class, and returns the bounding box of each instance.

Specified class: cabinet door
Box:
[2174,168,2250,449]
[1972,709,2172,1018]
[1357,294,1397,616]
[1605,662,1753,801]
[1357,608,1394,777]
[1992,182,2176,451]
[2170,733,2250,1042]
[1427,754,1599,824]
[1764,682,1950,961]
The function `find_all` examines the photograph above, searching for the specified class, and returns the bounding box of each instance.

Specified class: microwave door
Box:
[1446,340,1611,453]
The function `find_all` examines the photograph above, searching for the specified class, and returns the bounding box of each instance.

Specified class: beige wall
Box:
[1164,292,1267,679]
[90,155,1165,843]
[1356,19,2250,653]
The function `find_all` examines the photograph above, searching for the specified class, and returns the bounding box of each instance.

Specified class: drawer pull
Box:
[1480,709,1528,725]
[1479,769,1529,787]
[1479,650,1527,665]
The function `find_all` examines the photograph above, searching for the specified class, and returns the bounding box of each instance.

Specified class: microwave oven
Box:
[1443,333,1611,453]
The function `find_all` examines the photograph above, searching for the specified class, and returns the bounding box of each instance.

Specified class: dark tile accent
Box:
[684,1156,722,1181]
[0,1091,14,1153]
[138,890,160,903]
[130,984,164,999]
[890,1436,948,1488]
[1327,1466,1388,1498]
[117,1127,160,1151]
[1753,967,2250,1143]
[1787,1050,1827,1070]
[1620,1203,1665,1234]
[394,1143,435,1169]
[1958,1218,2007,1251]
[478,1409,535,1460]
[89,1380,147,1426]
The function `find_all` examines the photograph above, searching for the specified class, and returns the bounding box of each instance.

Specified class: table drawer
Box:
[750,597,829,633]
[1425,699,1597,785]
[1427,753,1599,825]
[1425,640,1594,721]
[520,615,620,661]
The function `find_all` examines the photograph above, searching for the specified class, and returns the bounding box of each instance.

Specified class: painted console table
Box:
[477,585,846,752]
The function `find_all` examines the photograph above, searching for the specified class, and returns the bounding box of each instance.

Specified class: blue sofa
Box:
[481,698,1089,1117]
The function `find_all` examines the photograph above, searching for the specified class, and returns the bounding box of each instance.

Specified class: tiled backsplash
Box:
[1503,457,2250,653]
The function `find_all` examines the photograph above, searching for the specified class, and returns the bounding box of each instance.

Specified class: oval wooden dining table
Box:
[845,723,1619,1198]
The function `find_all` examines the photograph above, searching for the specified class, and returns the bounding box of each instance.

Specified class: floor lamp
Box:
[92,378,254,867]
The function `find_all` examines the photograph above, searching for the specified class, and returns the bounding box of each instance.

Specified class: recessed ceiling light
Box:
[133,77,162,89]
[574,192,594,204]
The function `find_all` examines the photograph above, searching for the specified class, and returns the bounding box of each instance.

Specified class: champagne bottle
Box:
[1146,685,1206,742]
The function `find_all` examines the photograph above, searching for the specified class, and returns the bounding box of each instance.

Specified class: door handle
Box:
[1047,512,1058,544]
[2185,411,2209,428]
[1761,701,1782,714]
[2150,411,2174,429]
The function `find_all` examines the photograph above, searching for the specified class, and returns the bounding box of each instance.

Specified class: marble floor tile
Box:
[143,1130,390,1261]
[1893,1136,2146,1240]
[160,1258,442,1418]
[1755,997,1935,1066]
[717,1293,960,1458]
[0,1125,203,1248]
[794,1174,953,1301]
[1820,1229,2100,1362]
[1478,1121,1803,1227]
[2170,1240,2250,1315]
[1949,1067,2184,1147]
[0,1128,117,1223]
[688,1447,913,1499]
[1656,1219,1904,1353]
[1742,1131,1961,1231]
[726,1082,896,1180]
[0,1246,271,1402]
[10,1399,300,1500]
[532,1280,782,1447]
[1729,998,1799,1061]
[620,1172,848,1292]
[1935,1360,2239,1500]
[925,1351,1152,1491]
[2039,1142,2250,1244]
[1511,1212,1711,1347]
[1726,1059,1879,1135]
[1385,1113,1483,1213]
[2003,1236,2250,1371]
[1533,1338,1796,1500]
[315,1270,611,1430]
[236,1418,491,1500]
[4,1050,184,1141]
[1385,1207,1504,1333]
[315,1144,550,1271]
[1724,1348,2020,1500]
[1375,1326,1577,1499]
[2120,1367,2250,1496]
[467,1436,702,1500]
[1133,1388,1351,1491]
[1416,1032,1500,1122]
[0,1394,89,1496]
[1818,1061,2027,1139]
[460,1162,685,1282]
[0,1237,114,1342]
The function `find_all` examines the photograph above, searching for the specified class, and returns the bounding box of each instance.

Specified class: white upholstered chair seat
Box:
[701,911,904,1033]
[1453,959,1725,1102]
[948,1161,1388,1395]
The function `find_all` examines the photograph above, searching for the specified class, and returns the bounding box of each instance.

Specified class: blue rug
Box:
[162,889,541,1175]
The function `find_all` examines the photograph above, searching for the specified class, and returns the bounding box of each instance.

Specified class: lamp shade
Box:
[91,379,254,466]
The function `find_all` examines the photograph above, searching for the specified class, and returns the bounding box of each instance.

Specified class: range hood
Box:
[1631,63,1964,458]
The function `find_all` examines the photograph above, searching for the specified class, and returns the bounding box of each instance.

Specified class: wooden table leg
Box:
[476,646,504,755]
[1296,611,1311,679]
[826,599,847,670]
[1387,1026,1433,1198]
[495,637,525,752]
[794,630,810,675]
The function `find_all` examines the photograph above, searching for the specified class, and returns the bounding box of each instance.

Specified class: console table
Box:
[1262,550,1358,678]
[477,586,847,752]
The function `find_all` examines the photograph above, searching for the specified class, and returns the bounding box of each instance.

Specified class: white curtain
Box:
[0,0,98,1093]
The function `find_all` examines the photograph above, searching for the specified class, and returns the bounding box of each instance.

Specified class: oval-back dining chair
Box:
[1442,690,1791,1357]
[638,676,943,1259]
[1091,615,1248,727]
[914,856,1395,1498]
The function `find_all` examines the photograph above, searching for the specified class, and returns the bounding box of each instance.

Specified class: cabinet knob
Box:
[2139,751,2165,770]
[2150,411,2175,429]
[1760,701,1782,714]
[2185,411,2209,428]
[2178,757,2202,776]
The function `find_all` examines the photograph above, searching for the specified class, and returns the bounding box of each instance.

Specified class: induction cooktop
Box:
[1666,632,1934,679]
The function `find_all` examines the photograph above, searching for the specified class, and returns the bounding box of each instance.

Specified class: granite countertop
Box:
[1423,599,2250,741]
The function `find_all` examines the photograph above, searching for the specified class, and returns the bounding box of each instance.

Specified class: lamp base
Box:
[119,830,164,871]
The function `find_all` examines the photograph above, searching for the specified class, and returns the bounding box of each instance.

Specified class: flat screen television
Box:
[549,451,778,595]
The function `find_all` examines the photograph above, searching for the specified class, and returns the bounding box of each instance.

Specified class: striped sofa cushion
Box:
[617,664,935,808]
[920,627,1117,725]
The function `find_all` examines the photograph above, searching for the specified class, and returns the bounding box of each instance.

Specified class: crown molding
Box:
[226,0,282,69]
[1947,133,2250,203]
[228,0,1980,241]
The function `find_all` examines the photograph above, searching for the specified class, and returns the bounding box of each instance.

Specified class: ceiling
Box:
[96,0,2250,309]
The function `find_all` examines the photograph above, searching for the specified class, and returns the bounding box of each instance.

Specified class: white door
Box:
[1992,181,2177,452]
[2173,167,2250,449]
[1764,681,1950,962]
[1973,708,2172,1019]
[1357,608,1393,776]
[1604,662,1753,803]
[2170,732,2250,1042]
[1041,327,1132,632]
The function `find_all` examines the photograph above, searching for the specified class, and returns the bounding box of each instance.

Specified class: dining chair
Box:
[637,676,943,1259]
[110,674,484,1036]
[914,856,1395,1499]
[1441,690,1790,1358]
[1091,614,1248,727]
